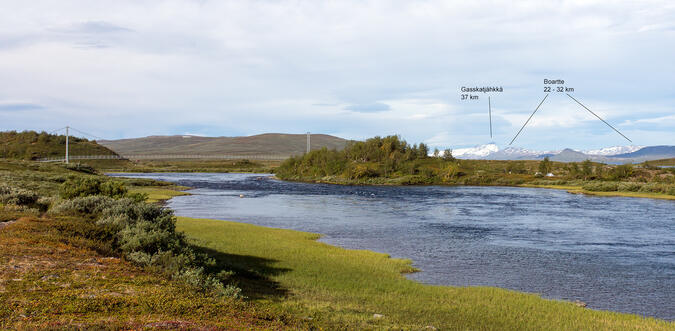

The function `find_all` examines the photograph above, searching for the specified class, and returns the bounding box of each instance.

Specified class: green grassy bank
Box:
[177,217,673,330]
[521,184,675,200]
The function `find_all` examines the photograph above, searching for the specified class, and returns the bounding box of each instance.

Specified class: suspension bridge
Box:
[36,126,305,163]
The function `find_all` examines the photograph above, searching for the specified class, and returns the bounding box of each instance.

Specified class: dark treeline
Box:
[277,135,456,181]
[0,130,115,160]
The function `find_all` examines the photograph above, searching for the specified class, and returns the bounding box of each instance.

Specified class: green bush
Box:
[0,185,11,195]
[99,180,128,198]
[60,177,128,199]
[530,180,568,186]
[609,164,634,180]
[582,182,618,192]
[122,178,170,187]
[50,196,241,299]
[638,183,667,193]
[348,163,379,179]
[0,187,40,206]
[617,182,642,192]
[389,175,430,185]
[64,163,97,174]
[49,195,118,215]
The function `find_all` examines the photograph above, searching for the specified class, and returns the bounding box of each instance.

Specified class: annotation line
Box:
[509,94,548,145]
[489,96,493,139]
[566,93,632,143]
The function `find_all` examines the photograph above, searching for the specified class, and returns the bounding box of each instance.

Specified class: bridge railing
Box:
[37,154,294,162]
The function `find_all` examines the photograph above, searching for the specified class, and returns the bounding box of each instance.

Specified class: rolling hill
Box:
[609,146,675,159]
[0,131,117,160]
[99,133,349,156]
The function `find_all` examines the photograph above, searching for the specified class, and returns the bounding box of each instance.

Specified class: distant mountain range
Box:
[99,133,349,156]
[452,143,675,163]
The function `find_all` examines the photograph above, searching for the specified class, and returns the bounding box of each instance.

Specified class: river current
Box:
[111,173,675,319]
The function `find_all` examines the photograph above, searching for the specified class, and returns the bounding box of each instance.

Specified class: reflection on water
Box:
[111,172,675,319]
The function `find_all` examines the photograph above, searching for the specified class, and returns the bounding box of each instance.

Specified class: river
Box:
[111,172,675,320]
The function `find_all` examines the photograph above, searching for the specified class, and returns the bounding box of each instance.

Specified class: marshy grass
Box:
[177,217,674,330]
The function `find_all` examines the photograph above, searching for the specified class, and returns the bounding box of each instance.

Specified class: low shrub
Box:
[64,163,97,174]
[0,188,39,206]
[49,196,118,215]
[99,180,128,198]
[494,177,526,186]
[389,175,430,185]
[582,182,618,192]
[638,183,667,194]
[609,164,634,180]
[122,178,171,187]
[0,185,11,195]
[50,196,242,298]
[617,182,642,192]
[60,177,128,199]
[348,163,379,179]
[0,186,49,211]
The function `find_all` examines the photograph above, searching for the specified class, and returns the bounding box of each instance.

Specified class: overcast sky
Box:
[1,0,674,150]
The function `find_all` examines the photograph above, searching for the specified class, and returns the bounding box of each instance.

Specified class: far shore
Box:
[113,171,675,201]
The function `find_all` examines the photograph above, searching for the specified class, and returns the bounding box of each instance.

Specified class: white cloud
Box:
[621,115,675,126]
[0,0,673,149]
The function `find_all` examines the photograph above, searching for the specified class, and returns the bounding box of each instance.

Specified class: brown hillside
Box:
[99,133,349,156]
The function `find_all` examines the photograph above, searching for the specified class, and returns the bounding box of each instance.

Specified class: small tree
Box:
[440,163,459,182]
[433,148,440,158]
[595,164,606,179]
[442,149,455,161]
[610,164,633,180]
[418,143,429,158]
[507,161,526,174]
[538,157,552,175]
[568,162,580,179]
[581,159,593,180]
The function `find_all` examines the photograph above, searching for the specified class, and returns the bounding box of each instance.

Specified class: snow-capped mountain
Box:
[447,143,674,163]
[452,143,499,158]
[583,145,644,156]
[451,143,558,160]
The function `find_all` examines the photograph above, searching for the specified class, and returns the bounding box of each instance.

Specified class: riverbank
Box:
[176,216,672,330]
[2,159,671,329]
[520,184,675,200]
[275,136,675,201]
[278,176,675,201]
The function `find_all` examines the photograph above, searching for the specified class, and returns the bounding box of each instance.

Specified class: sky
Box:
[0,0,674,151]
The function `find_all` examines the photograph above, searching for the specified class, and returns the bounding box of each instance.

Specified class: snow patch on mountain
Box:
[451,143,562,159]
[448,144,650,160]
[452,143,499,158]
[583,145,644,156]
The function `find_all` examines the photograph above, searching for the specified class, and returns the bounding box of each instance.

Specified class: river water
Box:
[111,173,675,319]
